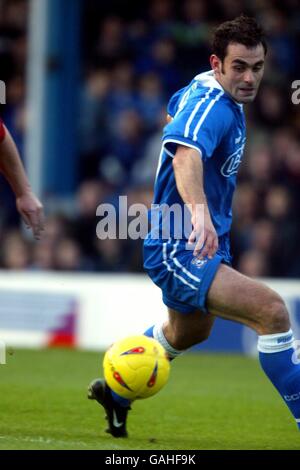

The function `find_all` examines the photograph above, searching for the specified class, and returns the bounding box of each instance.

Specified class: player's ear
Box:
[210,54,222,75]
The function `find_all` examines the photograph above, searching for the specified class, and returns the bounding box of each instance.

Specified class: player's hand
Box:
[16,191,45,240]
[188,206,218,259]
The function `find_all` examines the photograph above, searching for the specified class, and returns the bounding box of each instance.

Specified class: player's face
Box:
[211,43,265,104]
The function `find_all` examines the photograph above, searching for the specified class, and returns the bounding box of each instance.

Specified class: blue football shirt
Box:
[146,70,246,247]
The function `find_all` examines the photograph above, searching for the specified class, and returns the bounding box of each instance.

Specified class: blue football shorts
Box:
[143,235,232,315]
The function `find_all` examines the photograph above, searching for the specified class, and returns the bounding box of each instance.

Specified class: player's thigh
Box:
[165,307,215,349]
[206,263,289,334]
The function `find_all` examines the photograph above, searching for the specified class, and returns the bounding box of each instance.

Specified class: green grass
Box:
[0,349,299,450]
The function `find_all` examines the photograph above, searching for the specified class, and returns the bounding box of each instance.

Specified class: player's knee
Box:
[258,295,290,334]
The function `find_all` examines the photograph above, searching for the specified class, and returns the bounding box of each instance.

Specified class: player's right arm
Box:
[172,145,218,259]
[164,88,232,258]
[0,121,45,239]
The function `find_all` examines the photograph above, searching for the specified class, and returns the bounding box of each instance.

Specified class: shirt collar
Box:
[194,70,244,110]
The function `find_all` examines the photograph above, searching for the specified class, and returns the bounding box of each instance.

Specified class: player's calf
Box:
[163,321,212,351]
[164,307,215,351]
[145,308,214,356]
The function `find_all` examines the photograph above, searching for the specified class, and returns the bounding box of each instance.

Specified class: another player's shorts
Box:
[143,234,231,315]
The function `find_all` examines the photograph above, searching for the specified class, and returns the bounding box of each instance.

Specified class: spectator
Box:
[0,230,31,270]
[237,249,269,278]
[53,237,87,272]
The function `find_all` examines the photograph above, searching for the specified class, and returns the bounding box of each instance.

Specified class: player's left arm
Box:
[0,122,45,240]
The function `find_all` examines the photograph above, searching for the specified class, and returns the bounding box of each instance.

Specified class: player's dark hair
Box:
[212,15,267,61]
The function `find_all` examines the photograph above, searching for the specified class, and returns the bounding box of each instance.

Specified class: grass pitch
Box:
[0,349,299,450]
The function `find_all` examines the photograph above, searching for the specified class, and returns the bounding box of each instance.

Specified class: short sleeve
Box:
[163,89,233,161]
[167,86,189,118]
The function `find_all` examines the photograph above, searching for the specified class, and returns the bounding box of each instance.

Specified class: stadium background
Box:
[0,0,299,351]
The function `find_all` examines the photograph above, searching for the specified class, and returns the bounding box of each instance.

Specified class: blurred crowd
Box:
[0,0,300,277]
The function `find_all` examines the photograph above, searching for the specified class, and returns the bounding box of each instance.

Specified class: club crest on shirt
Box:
[191,257,208,268]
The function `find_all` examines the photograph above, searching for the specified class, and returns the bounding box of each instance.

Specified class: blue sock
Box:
[144,325,154,338]
[110,389,131,408]
[258,329,300,430]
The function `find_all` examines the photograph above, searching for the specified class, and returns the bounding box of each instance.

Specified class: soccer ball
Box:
[103,335,170,400]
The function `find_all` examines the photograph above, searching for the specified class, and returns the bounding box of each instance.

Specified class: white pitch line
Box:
[0,435,89,448]
[0,434,125,450]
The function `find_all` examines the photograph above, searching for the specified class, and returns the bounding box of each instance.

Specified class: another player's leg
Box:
[206,263,300,430]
